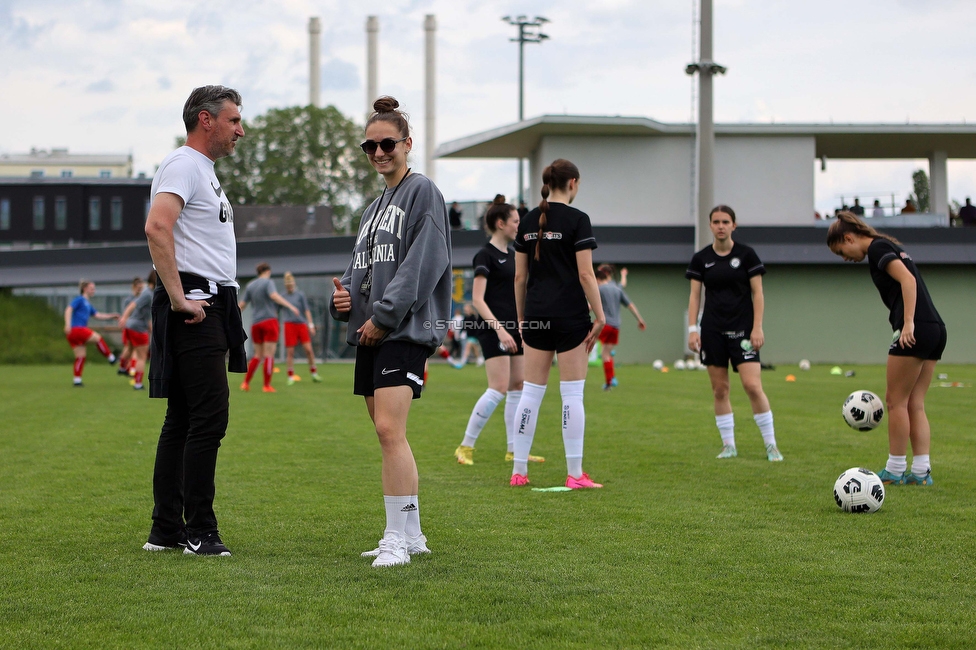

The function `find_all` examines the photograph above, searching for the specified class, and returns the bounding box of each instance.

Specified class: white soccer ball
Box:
[652,359,664,370]
[833,467,885,513]
[674,359,687,370]
[842,390,885,431]
[799,359,811,371]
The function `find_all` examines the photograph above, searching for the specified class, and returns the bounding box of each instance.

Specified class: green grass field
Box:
[1,361,974,649]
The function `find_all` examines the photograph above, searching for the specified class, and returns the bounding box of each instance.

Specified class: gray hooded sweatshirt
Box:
[330,173,453,351]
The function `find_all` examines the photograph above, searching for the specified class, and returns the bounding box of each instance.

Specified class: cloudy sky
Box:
[3,0,975,217]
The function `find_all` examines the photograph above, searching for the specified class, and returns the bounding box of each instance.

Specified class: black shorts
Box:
[354,340,430,399]
[888,322,947,361]
[521,318,591,353]
[700,328,760,372]
[475,326,524,360]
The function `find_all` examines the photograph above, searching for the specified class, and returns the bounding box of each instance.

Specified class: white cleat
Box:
[370,534,411,567]
[362,533,430,558]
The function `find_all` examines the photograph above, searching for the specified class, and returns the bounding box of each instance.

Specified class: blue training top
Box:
[70,296,96,328]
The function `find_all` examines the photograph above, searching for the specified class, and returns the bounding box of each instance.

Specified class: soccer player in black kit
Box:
[454,202,544,465]
[686,205,783,462]
[828,212,945,486]
[510,159,606,488]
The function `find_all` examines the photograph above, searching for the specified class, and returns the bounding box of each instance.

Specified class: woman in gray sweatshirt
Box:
[331,96,452,568]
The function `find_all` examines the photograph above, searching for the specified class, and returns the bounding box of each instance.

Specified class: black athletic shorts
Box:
[888,322,947,361]
[475,326,524,360]
[354,340,429,399]
[699,328,760,372]
[521,317,591,353]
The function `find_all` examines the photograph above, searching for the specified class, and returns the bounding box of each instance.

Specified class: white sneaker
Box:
[370,534,411,567]
[362,533,430,558]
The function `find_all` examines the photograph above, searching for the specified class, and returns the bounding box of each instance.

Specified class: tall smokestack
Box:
[424,14,437,183]
[309,17,321,108]
[366,16,379,118]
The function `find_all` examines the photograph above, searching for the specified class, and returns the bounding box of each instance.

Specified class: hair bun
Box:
[372,96,400,114]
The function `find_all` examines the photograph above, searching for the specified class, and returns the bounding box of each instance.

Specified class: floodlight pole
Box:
[504,15,549,204]
[686,0,726,251]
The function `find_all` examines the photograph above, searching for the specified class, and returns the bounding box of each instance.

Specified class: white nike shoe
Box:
[362,533,429,558]
[370,533,411,567]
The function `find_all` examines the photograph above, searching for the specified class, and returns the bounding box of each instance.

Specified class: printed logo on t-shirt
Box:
[211,182,222,197]
[219,202,234,223]
[729,257,741,269]
[499,258,507,264]
[704,262,716,268]
[522,232,563,241]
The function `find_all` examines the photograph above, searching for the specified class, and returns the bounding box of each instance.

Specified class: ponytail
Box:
[535,159,580,262]
[826,211,901,247]
[536,171,550,261]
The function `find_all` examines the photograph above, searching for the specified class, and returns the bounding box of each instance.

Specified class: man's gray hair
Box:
[182,85,242,132]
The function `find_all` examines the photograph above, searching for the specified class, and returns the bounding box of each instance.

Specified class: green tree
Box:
[912,169,930,213]
[209,105,382,233]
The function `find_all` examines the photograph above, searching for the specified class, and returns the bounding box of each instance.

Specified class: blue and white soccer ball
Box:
[833,467,885,513]
[842,390,885,431]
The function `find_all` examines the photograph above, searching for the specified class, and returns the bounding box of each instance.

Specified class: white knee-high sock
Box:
[716,412,735,446]
[383,495,412,539]
[505,390,522,453]
[461,388,505,448]
[512,382,546,476]
[403,495,422,539]
[754,410,776,446]
[561,380,586,479]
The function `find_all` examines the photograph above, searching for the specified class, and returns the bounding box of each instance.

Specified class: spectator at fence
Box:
[851,198,864,216]
[901,198,917,214]
[872,200,885,219]
[959,198,976,227]
[449,201,463,230]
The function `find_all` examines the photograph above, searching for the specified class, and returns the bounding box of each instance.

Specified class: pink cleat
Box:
[566,473,603,489]
[510,474,530,487]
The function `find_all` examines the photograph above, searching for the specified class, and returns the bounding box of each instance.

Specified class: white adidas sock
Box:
[505,390,522,453]
[886,454,908,475]
[461,388,504,448]
[754,410,776,446]
[911,454,930,476]
[403,495,421,539]
[561,380,586,479]
[716,412,735,447]
[512,381,546,476]
[383,495,412,539]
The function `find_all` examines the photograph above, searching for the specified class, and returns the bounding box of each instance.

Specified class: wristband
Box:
[688,325,699,334]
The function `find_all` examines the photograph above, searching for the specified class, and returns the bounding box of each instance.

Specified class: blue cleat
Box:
[904,471,933,486]
[876,468,905,485]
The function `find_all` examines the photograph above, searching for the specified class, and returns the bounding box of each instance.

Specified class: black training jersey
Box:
[515,203,597,321]
[686,242,765,332]
[867,238,943,331]
[473,242,517,324]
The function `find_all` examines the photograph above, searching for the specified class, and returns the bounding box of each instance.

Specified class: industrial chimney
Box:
[366,16,379,118]
[309,17,321,108]
[424,15,437,183]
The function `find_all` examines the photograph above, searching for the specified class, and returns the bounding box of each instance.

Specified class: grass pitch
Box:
[1,361,974,649]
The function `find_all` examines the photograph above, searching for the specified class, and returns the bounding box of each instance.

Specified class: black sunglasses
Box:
[359,136,407,154]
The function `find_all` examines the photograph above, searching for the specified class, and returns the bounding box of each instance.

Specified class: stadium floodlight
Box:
[503,15,550,203]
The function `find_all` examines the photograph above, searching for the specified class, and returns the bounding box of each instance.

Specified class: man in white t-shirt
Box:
[143,85,246,557]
